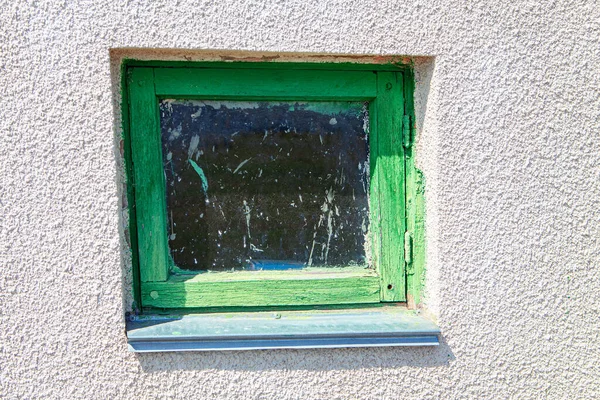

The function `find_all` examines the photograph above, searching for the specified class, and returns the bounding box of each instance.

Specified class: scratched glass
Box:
[159,100,370,271]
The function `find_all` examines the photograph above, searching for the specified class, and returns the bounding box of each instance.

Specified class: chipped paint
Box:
[188,159,209,194]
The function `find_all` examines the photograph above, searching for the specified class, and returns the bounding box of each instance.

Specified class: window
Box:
[124,60,434,351]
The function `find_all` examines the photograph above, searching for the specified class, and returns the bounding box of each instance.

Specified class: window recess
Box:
[123,60,435,350]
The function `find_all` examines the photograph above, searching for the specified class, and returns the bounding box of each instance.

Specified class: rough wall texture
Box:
[1,0,599,399]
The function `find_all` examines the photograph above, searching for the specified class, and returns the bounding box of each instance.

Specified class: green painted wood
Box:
[368,100,383,277]
[405,153,416,280]
[141,276,381,308]
[122,66,142,308]
[406,166,426,308]
[401,69,425,307]
[405,156,426,307]
[125,63,415,309]
[128,68,169,282]
[413,170,426,306]
[139,303,386,315]
[125,59,410,72]
[153,68,377,99]
[170,266,377,282]
[375,72,406,301]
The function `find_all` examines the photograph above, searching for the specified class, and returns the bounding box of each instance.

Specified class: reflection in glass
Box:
[159,100,370,271]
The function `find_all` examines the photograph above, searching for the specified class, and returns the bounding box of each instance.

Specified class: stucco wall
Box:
[2,1,599,398]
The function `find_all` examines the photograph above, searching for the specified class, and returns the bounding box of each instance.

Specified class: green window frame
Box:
[123,61,423,312]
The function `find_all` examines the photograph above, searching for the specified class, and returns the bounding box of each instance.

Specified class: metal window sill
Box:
[126,307,440,352]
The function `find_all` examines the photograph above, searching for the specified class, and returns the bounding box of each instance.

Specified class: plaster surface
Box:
[1,1,599,399]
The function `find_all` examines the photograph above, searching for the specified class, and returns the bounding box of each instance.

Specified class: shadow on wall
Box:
[134,336,454,372]
[412,56,434,139]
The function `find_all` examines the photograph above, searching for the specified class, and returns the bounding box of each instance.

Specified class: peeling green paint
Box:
[300,101,364,117]
[403,65,426,308]
[124,61,421,312]
[188,159,209,193]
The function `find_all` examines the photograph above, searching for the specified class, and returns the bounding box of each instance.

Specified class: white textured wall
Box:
[2,1,599,398]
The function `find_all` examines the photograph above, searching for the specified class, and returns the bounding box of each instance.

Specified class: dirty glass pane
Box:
[159,100,370,271]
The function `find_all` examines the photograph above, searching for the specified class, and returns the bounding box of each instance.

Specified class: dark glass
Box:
[159,100,370,271]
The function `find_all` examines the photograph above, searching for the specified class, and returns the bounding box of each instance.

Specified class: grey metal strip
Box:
[127,309,440,352]
[128,335,439,352]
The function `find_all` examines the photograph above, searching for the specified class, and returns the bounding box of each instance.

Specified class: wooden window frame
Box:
[123,61,423,312]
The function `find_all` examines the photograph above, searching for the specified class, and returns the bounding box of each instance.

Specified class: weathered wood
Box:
[126,64,412,309]
[402,70,424,308]
[375,72,406,301]
[170,266,377,282]
[154,68,377,100]
[368,100,383,278]
[406,164,425,308]
[128,68,169,282]
[142,274,380,308]
[122,65,142,308]
[125,59,411,72]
